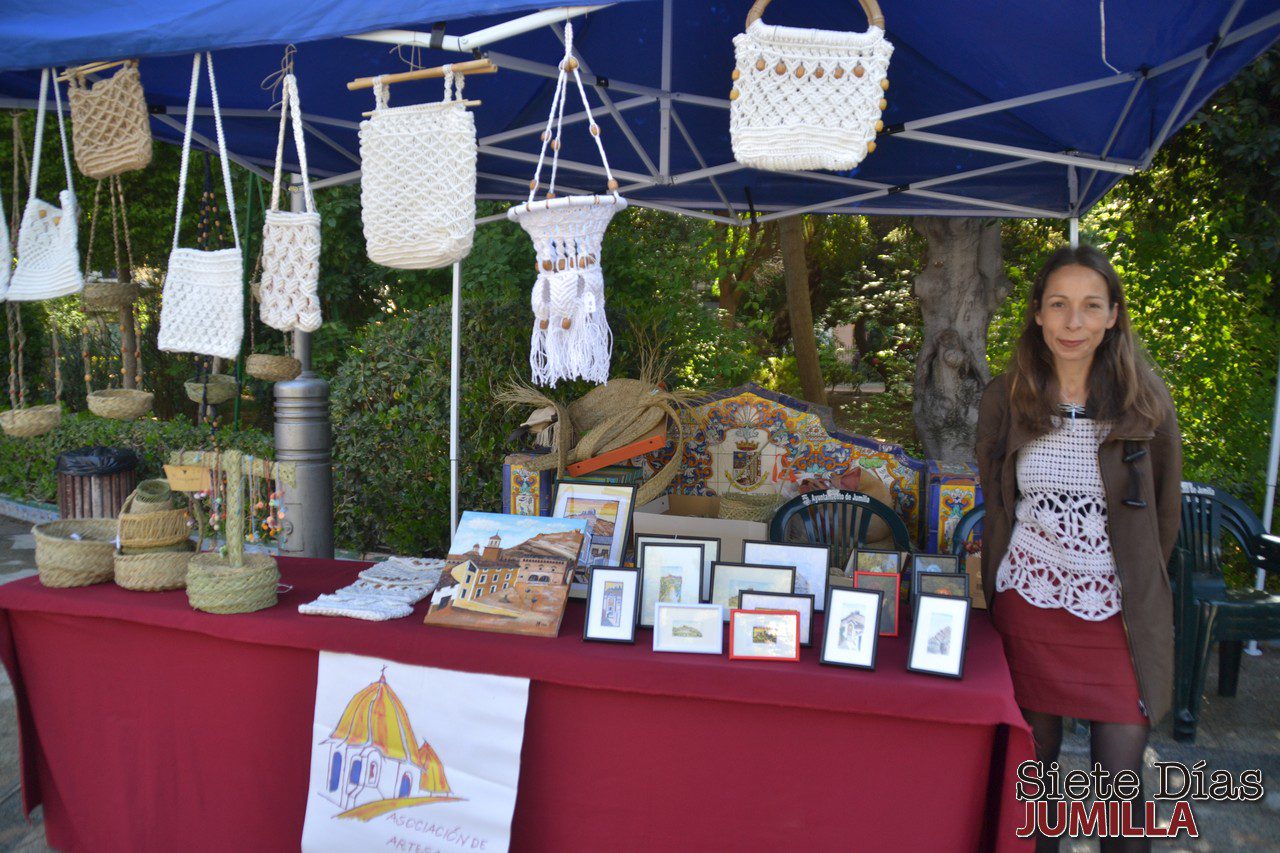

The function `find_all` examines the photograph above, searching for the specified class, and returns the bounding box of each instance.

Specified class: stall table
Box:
[0,558,1034,852]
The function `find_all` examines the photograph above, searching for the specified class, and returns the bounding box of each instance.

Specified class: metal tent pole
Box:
[1069,217,1080,248]
[273,174,334,558]
[450,261,462,538]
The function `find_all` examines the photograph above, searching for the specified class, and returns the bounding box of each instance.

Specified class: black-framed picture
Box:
[551,480,638,594]
[820,587,883,670]
[910,552,960,585]
[853,571,901,637]
[708,562,795,621]
[742,540,832,611]
[845,548,904,575]
[913,571,969,607]
[635,534,723,602]
[583,566,641,643]
[739,590,815,647]
[908,594,972,679]
[637,541,705,627]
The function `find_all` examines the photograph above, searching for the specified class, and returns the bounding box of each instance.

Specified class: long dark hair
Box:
[1008,244,1165,435]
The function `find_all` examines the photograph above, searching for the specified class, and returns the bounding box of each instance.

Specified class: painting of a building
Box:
[320,672,456,815]
[839,609,865,651]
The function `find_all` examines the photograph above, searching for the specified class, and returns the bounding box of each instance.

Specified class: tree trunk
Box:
[779,215,826,406]
[715,221,776,329]
[911,217,1012,463]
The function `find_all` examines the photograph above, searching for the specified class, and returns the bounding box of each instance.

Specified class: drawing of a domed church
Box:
[320,670,462,820]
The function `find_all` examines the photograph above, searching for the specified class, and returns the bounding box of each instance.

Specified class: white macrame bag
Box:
[8,68,84,302]
[68,61,153,179]
[359,68,476,269]
[729,0,893,172]
[507,22,627,388]
[157,53,244,360]
[259,73,322,333]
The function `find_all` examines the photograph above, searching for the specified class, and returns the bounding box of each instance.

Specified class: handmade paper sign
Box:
[301,652,530,853]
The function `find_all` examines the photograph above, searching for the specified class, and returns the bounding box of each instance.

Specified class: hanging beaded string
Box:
[49,325,62,406]
[82,179,105,399]
[6,304,20,411]
[112,176,142,388]
[7,113,28,411]
[247,453,257,543]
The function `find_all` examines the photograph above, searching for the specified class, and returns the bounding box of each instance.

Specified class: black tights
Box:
[1025,711,1150,853]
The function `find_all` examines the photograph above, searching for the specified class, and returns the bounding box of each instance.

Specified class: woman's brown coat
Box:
[975,372,1183,724]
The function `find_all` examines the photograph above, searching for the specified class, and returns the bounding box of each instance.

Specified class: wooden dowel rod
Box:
[347,59,496,91]
[57,59,134,82]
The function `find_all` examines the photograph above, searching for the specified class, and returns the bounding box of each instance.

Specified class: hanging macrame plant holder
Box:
[1,307,63,438]
[157,52,244,360]
[259,72,322,333]
[81,177,139,314]
[359,66,476,269]
[9,68,84,302]
[67,60,153,179]
[729,0,893,172]
[242,239,301,383]
[507,22,627,388]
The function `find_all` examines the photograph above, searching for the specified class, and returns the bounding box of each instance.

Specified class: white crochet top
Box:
[995,406,1121,621]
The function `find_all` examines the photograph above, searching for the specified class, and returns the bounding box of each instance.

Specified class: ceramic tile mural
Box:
[640,385,925,535]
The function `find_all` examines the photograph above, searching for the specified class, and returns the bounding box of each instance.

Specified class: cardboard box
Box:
[634,494,769,564]
[964,552,987,610]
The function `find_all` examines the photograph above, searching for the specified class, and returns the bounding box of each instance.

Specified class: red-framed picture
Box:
[728,608,801,661]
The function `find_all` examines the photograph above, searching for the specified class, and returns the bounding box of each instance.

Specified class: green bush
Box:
[0,413,273,505]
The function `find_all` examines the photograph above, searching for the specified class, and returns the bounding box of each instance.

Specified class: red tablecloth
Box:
[0,557,1034,852]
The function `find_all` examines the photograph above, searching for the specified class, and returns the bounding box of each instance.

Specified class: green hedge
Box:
[0,413,273,505]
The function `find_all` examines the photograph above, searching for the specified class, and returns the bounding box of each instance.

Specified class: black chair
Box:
[1172,482,1275,741]
[768,489,912,572]
[949,504,985,557]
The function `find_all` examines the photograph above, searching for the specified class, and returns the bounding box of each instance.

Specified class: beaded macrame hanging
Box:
[9,68,84,302]
[729,0,893,172]
[506,22,627,388]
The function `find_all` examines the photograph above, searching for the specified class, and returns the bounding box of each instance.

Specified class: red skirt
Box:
[993,590,1147,724]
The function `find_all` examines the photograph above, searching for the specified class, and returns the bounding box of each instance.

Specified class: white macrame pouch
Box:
[68,61,153,179]
[507,22,626,388]
[729,0,893,172]
[259,73,322,333]
[157,53,244,360]
[8,69,84,302]
[359,68,476,269]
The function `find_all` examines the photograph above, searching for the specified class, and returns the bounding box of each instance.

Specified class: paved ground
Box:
[0,515,1276,850]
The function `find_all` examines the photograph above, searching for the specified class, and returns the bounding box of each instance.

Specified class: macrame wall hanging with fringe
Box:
[507,22,627,388]
[9,68,84,302]
[157,52,244,361]
[729,0,893,172]
[81,178,152,420]
[66,59,153,179]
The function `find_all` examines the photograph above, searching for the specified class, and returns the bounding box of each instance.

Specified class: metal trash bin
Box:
[55,446,139,519]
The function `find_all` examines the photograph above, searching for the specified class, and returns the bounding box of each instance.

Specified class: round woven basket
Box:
[718,491,787,523]
[33,518,118,587]
[81,279,138,313]
[184,374,238,405]
[87,388,154,421]
[0,404,62,439]
[245,353,301,383]
[132,478,180,513]
[186,552,279,614]
[115,541,195,591]
[118,491,191,550]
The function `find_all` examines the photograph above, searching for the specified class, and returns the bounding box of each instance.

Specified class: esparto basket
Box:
[81,278,138,313]
[115,540,195,591]
[245,353,301,382]
[0,404,62,439]
[186,552,279,614]
[184,373,238,405]
[87,388,153,421]
[132,478,180,513]
[118,490,190,549]
[33,518,118,587]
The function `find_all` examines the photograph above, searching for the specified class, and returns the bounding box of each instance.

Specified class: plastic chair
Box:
[767,489,912,571]
[1172,482,1274,742]
[949,504,985,557]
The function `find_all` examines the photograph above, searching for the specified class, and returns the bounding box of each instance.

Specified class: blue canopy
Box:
[2,0,1279,222]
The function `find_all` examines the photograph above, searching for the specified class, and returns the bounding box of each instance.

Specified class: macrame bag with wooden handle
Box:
[157,52,244,360]
[259,72,322,333]
[8,68,84,302]
[729,0,893,172]
[68,61,153,179]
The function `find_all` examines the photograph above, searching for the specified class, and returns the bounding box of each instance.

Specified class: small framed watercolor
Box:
[820,587,883,670]
[908,594,972,679]
[709,562,795,621]
[854,570,901,637]
[739,590,815,647]
[632,533,682,566]
[911,552,959,577]
[914,571,969,607]
[742,540,832,610]
[637,541,705,627]
[729,609,801,661]
[846,548,904,575]
[653,602,724,655]
[583,567,641,643]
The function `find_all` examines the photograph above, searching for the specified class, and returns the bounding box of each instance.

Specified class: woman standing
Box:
[975,245,1182,851]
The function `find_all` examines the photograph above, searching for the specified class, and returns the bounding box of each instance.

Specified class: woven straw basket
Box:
[115,541,195,591]
[34,518,118,587]
[132,478,180,513]
[0,404,62,439]
[186,552,279,614]
[118,491,190,549]
[718,491,786,523]
[245,353,301,382]
[81,279,138,313]
[88,388,153,421]
[184,374,238,405]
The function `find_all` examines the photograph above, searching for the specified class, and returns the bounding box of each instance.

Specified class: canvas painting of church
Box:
[423,511,589,638]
